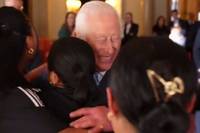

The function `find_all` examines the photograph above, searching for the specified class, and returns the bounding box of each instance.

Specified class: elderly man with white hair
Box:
[4,0,23,10]
[69,1,121,133]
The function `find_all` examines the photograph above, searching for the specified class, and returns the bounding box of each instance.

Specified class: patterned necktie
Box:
[93,72,103,85]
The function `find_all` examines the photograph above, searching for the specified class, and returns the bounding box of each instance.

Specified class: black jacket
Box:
[0,86,66,133]
[122,22,139,44]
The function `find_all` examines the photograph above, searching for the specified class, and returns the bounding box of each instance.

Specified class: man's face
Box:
[125,13,132,24]
[5,0,23,10]
[86,15,121,72]
[15,0,23,10]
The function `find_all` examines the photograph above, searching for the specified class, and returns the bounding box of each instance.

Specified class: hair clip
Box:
[146,69,184,102]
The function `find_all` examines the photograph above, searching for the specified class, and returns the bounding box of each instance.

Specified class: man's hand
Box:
[69,106,112,133]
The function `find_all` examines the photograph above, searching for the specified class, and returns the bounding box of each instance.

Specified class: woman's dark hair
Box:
[64,12,76,27]
[125,12,133,18]
[156,16,166,26]
[0,7,31,88]
[65,12,76,20]
[110,37,197,133]
[48,37,95,104]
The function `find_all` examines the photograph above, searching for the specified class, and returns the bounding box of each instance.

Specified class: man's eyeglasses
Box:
[94,35,121,44]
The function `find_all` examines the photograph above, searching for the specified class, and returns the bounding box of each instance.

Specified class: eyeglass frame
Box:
[91,34,121,45]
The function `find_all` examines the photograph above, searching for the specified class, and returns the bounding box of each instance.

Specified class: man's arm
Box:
[24,63,47,82]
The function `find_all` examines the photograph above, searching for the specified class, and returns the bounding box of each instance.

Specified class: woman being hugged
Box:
[39,37,104,125]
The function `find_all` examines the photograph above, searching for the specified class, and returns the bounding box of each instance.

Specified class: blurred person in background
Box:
[152,16,169,36]
[168,10,188,47]
[58,12,76,38]
[122,12,138,44]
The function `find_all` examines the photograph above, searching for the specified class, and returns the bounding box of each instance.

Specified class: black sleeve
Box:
[0,88,66,133]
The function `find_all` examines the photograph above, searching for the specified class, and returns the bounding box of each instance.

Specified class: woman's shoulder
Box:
[0,86,44,108]
[0,86,66,133]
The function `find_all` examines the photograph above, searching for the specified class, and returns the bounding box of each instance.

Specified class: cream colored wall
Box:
[123,0,168,36]
[0,0,4,7]
[186,0,199,20]
[144,0,154,36]
[154,0,168,23]
[47,0,66,40]
[31,0,66,40]
[31,0,48,38]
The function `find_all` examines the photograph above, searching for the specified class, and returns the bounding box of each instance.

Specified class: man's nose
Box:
[104,38,115,54]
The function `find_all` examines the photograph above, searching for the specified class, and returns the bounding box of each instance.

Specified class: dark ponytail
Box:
[139,102,189,133]
[110,37,196,133]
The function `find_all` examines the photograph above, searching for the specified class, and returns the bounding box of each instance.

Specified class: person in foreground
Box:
[0,7,65,133]
[107,37,197,133]
[70,1,121,132]
[40,37,104,125]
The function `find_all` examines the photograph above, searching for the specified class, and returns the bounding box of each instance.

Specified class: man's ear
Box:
[106,87,119,115]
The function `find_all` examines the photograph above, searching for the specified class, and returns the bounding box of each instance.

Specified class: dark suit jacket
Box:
[94,71,111,106]
[122,22,139,44]
[193,27,200,69]
[152,25,169,36]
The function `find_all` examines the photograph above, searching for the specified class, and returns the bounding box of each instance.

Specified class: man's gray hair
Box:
[4,0,23,10]
[74,1,121,40]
